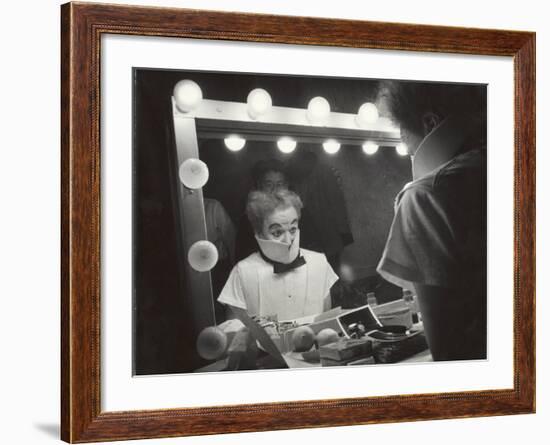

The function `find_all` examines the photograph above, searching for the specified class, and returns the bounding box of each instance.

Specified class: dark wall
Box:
[133,68,411,374]
[332,144,411,275]
[133,70,197,374]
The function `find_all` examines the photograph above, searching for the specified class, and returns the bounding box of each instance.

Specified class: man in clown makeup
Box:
[218,189,338,321]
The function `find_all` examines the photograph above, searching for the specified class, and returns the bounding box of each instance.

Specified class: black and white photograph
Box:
[133,69,487,375]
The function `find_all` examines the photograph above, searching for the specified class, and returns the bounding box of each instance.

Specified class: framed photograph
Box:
[61,2,535,442]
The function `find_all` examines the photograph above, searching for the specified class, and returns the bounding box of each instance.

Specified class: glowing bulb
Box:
[247,88,272,119]
[178,158,209,189]
[188,240,219,272]
[339,263,355,283]
[362,141,379,155]
[173,79,203,113]
[224,135,246,152]
[356,102,379,127]
[307,96,330,125]
[396,143,409,156]
[323,139,340,154]
[277,137,297,154]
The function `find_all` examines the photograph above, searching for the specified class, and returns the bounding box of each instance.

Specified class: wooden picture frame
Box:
[61,2,535,442]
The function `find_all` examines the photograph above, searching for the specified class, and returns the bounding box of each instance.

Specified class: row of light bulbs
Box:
[176,157,219,272]
[224,135,409,156]
[174,79,381,127]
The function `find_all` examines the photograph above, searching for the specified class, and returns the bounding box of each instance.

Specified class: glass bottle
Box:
[366,292,377,307]
[403,289,420,324]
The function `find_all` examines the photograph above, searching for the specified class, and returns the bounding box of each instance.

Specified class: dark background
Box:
[133,68,412,375]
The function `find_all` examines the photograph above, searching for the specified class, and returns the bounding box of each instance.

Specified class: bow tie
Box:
[259,251,307,274]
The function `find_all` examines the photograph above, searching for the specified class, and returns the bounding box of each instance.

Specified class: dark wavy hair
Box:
[246,189,303,235]
[378,80,487,134]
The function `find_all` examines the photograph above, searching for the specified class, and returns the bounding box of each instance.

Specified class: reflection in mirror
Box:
[199,136,411,314]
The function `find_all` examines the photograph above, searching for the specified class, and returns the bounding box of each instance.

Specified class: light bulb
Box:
[173,79,203,113]
[196,326,228,360]
[178,158,209,189]
[188,240,219,272]
[247,88,272,119]
[396,143,409,156]
[323,139,340,154]
[362,141,379,155]
[224,135,246,152]
[339,263,355,283]
[277,137,297,154]
[306,96,330,125]
[356,102,379,127]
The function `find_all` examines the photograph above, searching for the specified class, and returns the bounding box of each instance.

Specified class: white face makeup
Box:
[261,206,299,243]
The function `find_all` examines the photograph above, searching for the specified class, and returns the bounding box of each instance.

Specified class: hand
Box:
[225,328,258,370]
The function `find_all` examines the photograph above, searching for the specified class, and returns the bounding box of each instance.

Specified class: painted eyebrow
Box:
[268,220,298,231]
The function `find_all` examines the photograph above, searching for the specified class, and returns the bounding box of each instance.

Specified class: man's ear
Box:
[421,112,442,136]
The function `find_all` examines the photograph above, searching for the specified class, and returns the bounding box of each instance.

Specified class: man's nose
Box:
[282,232,292,244]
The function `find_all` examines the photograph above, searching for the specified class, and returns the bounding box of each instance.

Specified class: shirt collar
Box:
[411,113,480,181]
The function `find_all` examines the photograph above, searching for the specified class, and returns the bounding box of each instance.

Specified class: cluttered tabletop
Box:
[195,299,432,373]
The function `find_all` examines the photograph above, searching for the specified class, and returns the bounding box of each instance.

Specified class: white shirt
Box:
[217,249,339,321]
